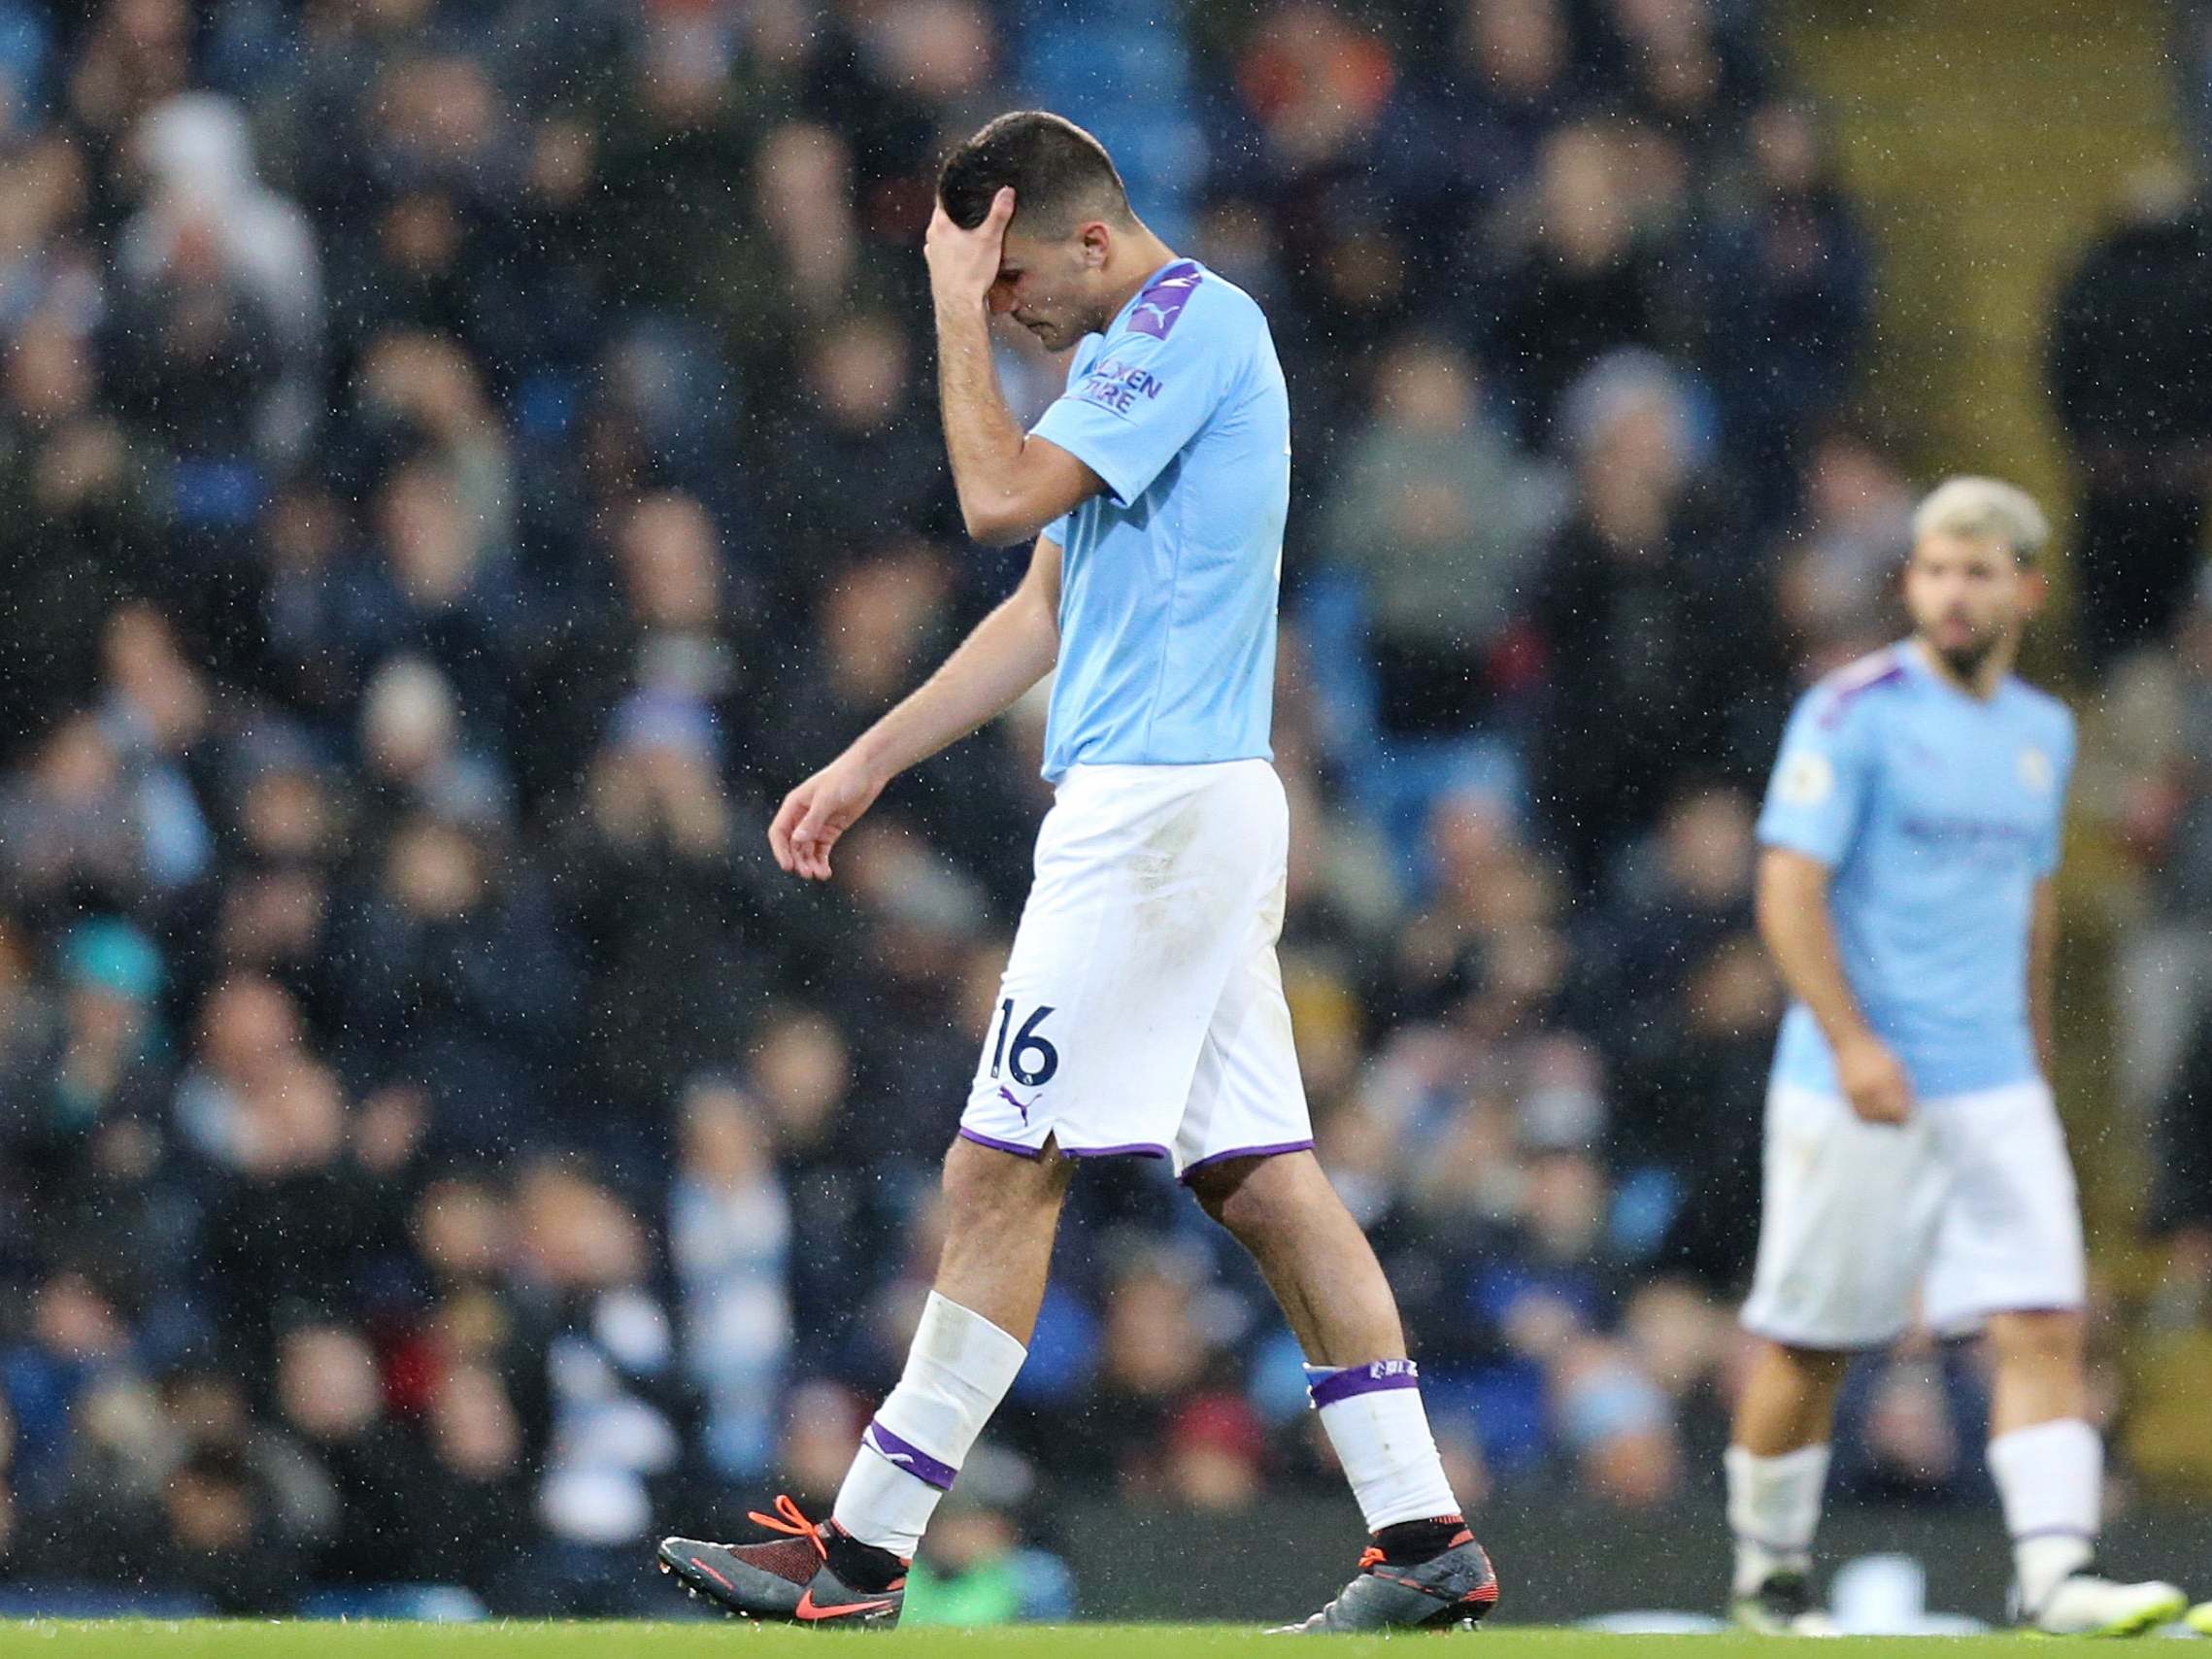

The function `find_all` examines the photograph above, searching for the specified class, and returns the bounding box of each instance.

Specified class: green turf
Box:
[0,1623,2113,1657]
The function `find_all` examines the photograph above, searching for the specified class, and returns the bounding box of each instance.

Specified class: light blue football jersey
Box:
[1029,258,1290,782]
[1759,642,2076,1099]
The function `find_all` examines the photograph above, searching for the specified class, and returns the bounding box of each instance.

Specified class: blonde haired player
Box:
[1727,477,2191,1637]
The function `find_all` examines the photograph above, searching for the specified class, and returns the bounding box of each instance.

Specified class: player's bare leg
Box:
[930,1134,1078,1341]
[1985,1306,2087,1434]
[1189,1150,1498,1633]
[1188,1148,1405,1363]
[1725,1338,1851,1632]
[657,1139,1072,1625]
[1733,1338,1851,1456]
[1983,1309,2186,1635]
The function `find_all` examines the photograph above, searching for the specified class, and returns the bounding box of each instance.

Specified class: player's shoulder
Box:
[1798,646,1913,730]
[1123,259,1265,349]
[1999,674,2078,747]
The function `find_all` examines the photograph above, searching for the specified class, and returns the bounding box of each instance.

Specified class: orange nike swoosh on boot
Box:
[794,1588,898,1620]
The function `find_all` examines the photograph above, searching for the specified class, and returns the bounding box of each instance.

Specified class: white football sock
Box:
[1988,1418,2100,1611]
[1726,1442,1830,1596]
[831,1292,1026,1557]
[1307,1361,1462,1532]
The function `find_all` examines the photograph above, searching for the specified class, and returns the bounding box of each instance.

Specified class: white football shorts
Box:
[957,759,1313,1180]
[1740,1077,2086,1349]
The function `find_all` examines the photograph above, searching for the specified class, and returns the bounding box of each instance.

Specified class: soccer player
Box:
[654,111,1497,1634]
[1726,477,2191,1637]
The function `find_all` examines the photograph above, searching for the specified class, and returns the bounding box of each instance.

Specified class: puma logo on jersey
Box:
[1128,262,1201,337]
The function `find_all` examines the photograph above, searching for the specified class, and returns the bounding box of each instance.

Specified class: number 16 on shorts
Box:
[989,1000,1059,1088]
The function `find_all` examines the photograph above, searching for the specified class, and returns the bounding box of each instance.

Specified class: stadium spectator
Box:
[1373,0,1584,223]
[2148,1009,2212,1329]
[1693,100,1870,521]
[413,1361,534,1599]
[118,92,323,463]
[329,810,580,1157]
[901,1480,1075,1624]
[669,1078,793,1482]
[195,1059,394,1391]
[1318,333,1559,741]
[1769,429,1915,675]
[2047,164,2212,668]
[510,1164,692,1590]
[0,713,151,920]
[1525,351,1767,888]
[147,1442,302,1613]
[274,1323,428,1586]
[1480,121,1678,446]
[2090,571,2212,1116]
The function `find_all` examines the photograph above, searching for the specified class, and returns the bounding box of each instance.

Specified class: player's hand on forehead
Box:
[925,186,1017,305]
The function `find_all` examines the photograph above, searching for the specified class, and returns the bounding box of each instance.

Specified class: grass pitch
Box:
[0,1623,2127,1656]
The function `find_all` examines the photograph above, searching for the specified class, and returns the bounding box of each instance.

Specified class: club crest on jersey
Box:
[1776,750,1835,806]
[2018,746,2054,792]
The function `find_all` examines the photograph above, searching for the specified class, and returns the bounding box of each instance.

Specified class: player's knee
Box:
[1190,1154,1303,1244]
[1758,1337,1854,1389]
[939,1137,1063,1232]
[1186,1164,1246,1231]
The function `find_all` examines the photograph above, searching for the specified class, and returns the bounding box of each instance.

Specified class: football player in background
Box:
[1729,477,2190,1637]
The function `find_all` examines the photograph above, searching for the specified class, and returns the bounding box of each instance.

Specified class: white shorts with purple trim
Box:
[1741,1077,2085,1349]
[958,759,1313,1181]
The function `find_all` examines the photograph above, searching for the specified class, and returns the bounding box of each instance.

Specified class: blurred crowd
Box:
[0,0,2204,1620]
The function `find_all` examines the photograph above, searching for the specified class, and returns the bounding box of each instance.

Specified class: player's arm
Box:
[926,188,1102,546]
[769,536,1061,881]
[2028,875,2059,1077]
[1758,689,1912,1124]
[1756,848,1912,1125]
[2027,721,2073,1079]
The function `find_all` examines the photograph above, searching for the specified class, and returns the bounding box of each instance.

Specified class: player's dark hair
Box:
[939,111,1133,233]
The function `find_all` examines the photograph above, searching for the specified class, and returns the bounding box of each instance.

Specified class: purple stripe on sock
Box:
[1178,1139,1316,1182]
[861,1420,957,1492]
[957,1128,1044,1160]
[2011,1526,2095,1543]
[1309,1359,1422,1409]
[1059,1141,1170,1160]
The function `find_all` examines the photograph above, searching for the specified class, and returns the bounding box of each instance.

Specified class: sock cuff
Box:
[919,1291,1027,1371]
[1988,1417,2101,1542]
[1725,1442,1830,1556]
[911,1291,1022,1380]
[904,1292,1027,1416]
[1988,1417,2097,1460]
[1308,1358,1420,1410]
[1726,1442,1832,1479]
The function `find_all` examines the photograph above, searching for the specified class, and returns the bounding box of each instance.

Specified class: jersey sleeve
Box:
[1757,689,1877,866]
[1030,295,1240,508]
[2033,712,2079,875]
